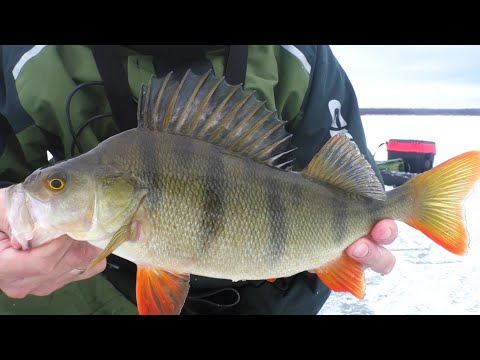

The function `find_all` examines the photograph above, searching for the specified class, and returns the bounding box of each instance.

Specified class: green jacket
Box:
[0,45,380,315]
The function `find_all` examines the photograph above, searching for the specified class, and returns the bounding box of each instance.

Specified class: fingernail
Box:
[352,243,369,258]
[379,228,392,241]
[381,257,396,276]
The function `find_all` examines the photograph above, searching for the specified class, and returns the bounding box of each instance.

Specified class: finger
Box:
[7,242,106,297]
[10,237,23,250]
[55,240,104,274]
[369,219,398,245]
[0,235,75,277]
[346,239,396,275]
[1,283,30,299]
[29,258,107,297]
[0,238,12,253]
[69,258,107,281]
[31,235,76,262]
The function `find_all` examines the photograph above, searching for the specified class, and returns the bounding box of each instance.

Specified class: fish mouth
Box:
[6,184,67,249]
[5,184,35,249]
[11,184,46,220]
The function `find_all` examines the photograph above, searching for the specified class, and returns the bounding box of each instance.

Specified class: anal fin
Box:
[313,253,366,299]
[136,266,190,315]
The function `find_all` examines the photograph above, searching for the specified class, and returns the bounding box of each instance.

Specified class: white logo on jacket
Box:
[328,100,352,139]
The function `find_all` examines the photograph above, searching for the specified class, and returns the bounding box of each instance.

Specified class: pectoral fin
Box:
[86,223,133,271]
[136,266,190,315]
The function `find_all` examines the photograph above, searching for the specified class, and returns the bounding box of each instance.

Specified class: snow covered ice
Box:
[318,115,480,315]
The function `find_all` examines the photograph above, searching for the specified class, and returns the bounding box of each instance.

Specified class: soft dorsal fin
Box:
[303,135,386,200]
[137,69,296,170]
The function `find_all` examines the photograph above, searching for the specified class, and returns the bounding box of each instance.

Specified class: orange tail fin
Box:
[403,151,480,255]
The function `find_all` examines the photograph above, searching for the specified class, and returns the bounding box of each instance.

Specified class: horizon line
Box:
[360,108,480,116]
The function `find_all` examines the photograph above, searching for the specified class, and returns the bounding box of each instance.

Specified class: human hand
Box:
[0,188,106,299]
[346,219,398,275]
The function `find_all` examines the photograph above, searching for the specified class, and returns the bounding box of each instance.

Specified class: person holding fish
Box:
[0,45,427,315]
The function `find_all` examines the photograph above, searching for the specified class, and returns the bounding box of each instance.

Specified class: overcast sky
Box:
[329,45,480,109]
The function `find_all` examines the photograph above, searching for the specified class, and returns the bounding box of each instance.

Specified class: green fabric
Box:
[15,125,50,173]
[207,45,310,122]
[0,275,138,315]
[127,54,156,101]
[14,45,115,159]
[3,45,313,177]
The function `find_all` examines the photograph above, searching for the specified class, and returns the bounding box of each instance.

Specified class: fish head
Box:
[7,156,147,249]
[22,161,97,236]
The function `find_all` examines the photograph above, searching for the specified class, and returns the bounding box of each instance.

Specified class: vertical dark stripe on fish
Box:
[147,137,165,209]
[288,174,304,211]
[331,192,348,246]
[266,176,287,264]
[199,153,225,255]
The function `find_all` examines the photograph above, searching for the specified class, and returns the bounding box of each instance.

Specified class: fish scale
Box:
[96,129,381,279]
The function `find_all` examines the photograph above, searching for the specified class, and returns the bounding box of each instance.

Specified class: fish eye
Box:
[47,171,67,191]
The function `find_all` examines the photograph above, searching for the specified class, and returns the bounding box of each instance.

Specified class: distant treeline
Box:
[359,108,480,116]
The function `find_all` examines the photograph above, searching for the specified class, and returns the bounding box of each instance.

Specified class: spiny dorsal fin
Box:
[137,69,296,170]
[303,135,386,201]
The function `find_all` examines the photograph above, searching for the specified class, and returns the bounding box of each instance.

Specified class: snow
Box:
[318,116,480,315]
